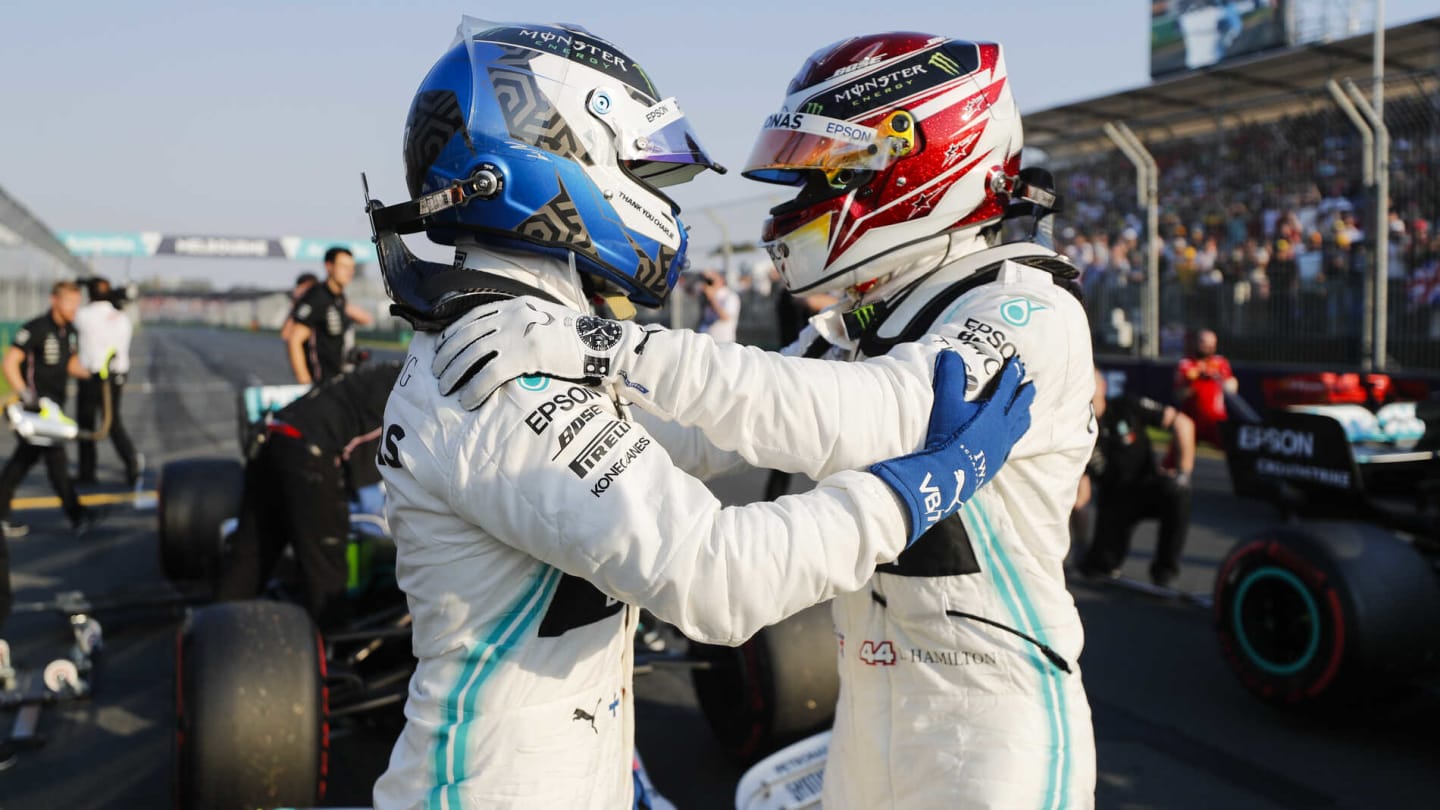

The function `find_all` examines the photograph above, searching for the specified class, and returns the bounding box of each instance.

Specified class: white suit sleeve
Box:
[445,385,907,646]
[631,408,749,482]
[611,264,1082,477]
[612,326,947,480]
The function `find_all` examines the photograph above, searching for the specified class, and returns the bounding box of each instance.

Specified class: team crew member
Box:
[1174,327,1256,446]
[278,271,319,343]
[0,281,93,540]
[285,247,374,385]
[74,276,139,487]
[1080,371,1196,587]
[216,361,401,629]
[1,283,93,644]
[366,20,1033,809]
[436,33,1098,808]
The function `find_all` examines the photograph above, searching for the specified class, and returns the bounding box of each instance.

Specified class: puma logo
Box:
[572,699,600,734]
[523,303,555,336]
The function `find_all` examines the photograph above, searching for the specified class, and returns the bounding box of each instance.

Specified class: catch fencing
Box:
[1052,69,1440,370]
[0,182,95,339]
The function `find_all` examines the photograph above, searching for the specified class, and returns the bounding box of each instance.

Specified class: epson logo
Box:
[1238,426,1315,458]
[823,121,869,142]
[524,386,603,434]
[644,103,671,123]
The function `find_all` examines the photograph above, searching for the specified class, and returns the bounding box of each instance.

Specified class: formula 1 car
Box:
[159,380,411,810]
[162,458,408,810]
[1216,399,1440,709]
[158,382,836,809]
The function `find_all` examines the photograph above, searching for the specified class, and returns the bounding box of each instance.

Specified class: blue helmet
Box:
[397,18,724,308]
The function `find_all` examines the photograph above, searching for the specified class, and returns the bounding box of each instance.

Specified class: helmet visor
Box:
[606,94,724,187]
[742,111,903,186]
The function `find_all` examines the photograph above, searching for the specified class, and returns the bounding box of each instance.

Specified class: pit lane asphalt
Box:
[0,326,1435,809]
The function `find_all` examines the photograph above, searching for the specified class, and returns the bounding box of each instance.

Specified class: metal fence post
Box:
[1343,77,1390,372]
[1328,79,1375,369]
[1103,122,1161,359]
[1371,0,1389,371]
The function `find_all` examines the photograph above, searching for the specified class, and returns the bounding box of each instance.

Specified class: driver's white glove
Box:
[433,296,658,410]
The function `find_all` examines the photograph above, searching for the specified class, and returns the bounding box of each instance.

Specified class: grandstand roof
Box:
[1026,15,1440,161]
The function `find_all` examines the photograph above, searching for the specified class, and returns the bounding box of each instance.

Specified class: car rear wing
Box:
[1226,406,1440,532]
[1224,410,1364,504]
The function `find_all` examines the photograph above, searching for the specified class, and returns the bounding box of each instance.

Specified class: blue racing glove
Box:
[870,351,1034,546]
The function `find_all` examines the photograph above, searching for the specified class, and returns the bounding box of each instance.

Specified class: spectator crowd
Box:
[1051,91,1440,365]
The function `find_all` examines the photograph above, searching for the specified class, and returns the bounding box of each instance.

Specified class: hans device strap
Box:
[797,251,1079,360]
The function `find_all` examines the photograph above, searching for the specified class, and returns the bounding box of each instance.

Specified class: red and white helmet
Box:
[743,33,1023,295]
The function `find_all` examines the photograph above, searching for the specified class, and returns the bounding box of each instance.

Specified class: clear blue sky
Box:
[0,0,1432,285]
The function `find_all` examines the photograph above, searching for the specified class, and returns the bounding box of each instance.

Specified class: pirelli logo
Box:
[569,420,633,478]
[929,51,962,76]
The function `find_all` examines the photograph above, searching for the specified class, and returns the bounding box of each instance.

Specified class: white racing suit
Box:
[608,243,1098,809]
[372,262,917,809]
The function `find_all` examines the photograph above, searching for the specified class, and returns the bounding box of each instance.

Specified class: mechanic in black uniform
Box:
[215,361,401,628]
[278,271,319,344]
[284,246,374,385]
[0,280,93,540]
[0,282,93,650]
[1079,369,1197,587]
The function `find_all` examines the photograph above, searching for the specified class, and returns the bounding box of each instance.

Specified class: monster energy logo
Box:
[803,102,824,114]
[928,51,962,76]
[851,305,877,329]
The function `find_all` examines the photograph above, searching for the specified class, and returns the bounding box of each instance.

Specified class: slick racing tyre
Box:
[1215,521,1440,708]
[158,458,243,582]
[692,602,840,761]
[175,601,327,810]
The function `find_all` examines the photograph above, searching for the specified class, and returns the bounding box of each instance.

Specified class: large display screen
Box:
[1151,0,1289,77]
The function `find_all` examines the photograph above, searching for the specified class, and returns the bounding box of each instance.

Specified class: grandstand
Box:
[1025,15,1440,371]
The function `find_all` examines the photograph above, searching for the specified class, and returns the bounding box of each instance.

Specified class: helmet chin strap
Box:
[565,251,587,311]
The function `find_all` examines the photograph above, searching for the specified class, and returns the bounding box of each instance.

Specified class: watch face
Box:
[575,316,623,351]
